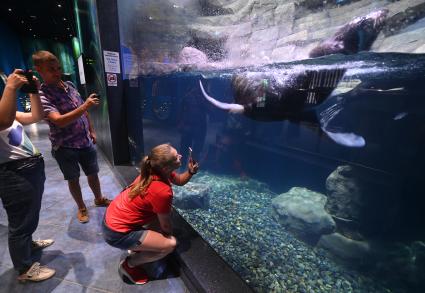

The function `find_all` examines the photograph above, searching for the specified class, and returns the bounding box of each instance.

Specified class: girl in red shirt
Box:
[103,143,198,284]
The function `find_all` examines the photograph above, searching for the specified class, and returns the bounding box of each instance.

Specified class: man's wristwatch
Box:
[188,170,196,175]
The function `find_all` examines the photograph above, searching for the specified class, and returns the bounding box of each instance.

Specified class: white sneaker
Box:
[32,239,55,250]
[17,262,55,282]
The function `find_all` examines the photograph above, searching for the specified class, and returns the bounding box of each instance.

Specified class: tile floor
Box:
[0,122,188,293]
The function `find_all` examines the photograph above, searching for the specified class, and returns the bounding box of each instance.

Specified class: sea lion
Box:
[199,66,368,147]
[309,9,389,58]
[200,68,347,119]
[228,68,346,123]
[198,9,391,147]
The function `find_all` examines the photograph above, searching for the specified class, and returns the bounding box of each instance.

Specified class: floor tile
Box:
[0,122,188,292]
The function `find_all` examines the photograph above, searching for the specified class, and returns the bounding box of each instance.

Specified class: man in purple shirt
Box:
[33,50,111,223]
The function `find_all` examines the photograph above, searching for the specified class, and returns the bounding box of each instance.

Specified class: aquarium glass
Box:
[117,1,425,292]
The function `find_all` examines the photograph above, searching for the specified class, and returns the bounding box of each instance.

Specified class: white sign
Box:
[77,55,86,85]
[107,73,117,86]
[103,50,121,73]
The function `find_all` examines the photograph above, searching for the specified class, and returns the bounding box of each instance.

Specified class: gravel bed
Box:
[174,172,397,293]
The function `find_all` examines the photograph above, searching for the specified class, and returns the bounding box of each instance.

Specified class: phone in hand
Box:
[188,147,195,163]
[19,70,38,94]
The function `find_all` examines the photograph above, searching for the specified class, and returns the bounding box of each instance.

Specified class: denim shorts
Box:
[51,146,99,180]
[102,219,148,250]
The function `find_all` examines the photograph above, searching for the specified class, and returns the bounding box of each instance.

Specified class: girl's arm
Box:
[16,77,44,125]
[16,76,44,125]
[171,158,199,186]
[171,170,194,186]
[0,70,26,130]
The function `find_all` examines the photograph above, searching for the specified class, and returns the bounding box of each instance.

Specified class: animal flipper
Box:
[318,98,366,147]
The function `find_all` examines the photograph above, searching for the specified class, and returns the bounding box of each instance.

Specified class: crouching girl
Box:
[103,143,198,284]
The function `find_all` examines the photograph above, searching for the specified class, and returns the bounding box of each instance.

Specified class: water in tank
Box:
[119,1,425,292]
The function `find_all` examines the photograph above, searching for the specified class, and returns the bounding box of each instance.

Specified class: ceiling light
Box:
[29,28,32,31]
[8,8,12,12]
[69,34,72,37]
[63,17,67,21]
[67,27,70,30]
[58,4,62,8]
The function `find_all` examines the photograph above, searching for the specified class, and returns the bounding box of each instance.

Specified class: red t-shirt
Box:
[105,173,175,233]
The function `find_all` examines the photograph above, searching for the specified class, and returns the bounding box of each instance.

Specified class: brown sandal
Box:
[94,197,111,207]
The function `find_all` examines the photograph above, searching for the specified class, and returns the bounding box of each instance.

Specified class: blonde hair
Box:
[128,143,177,199]
[32,50,59,67]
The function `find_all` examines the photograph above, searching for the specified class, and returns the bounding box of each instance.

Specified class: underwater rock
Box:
[325,165,362,222]
[317,232,371,261]
[176,172,394,292]
[325,165,401,240]
[271,187,335,242]
[173,182,210,209]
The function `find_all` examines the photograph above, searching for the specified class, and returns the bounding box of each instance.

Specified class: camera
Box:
[18,70,38,94]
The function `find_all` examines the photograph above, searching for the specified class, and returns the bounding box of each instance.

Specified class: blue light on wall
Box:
[0,21,26,74]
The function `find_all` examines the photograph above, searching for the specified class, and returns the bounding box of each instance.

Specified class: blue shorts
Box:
[102,219,148,250]
[51,146,99,180]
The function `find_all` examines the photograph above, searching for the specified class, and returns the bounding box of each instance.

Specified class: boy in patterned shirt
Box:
[33,50,111,223]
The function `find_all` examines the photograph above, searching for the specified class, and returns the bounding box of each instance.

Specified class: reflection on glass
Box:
[119,0,425,292]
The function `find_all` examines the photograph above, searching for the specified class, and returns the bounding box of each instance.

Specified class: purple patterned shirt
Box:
[40,81,92,149]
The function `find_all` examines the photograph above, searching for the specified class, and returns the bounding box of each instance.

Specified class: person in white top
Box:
[0,69,55,282]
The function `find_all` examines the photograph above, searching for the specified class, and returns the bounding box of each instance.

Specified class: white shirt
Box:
[0,120,39,164]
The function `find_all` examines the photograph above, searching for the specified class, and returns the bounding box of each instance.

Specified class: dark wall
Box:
[0,21,26,74]
[76,0,130,165]
[0,21,27,112]
[74,0,123,164]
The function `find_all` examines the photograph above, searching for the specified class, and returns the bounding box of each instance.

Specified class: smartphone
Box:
[188,147,193,161]
[188,147,196,164]
[19,71,38,94]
